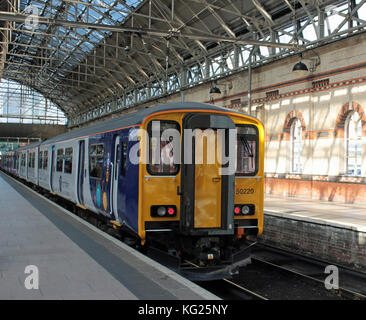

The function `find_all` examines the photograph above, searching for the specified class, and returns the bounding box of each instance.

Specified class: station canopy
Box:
[1,0,366,126]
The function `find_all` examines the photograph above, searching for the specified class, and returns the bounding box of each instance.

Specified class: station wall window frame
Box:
[290,118,303,174]
[345,111,362,176]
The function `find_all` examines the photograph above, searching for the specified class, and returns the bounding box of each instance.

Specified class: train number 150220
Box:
[236,188,255,195]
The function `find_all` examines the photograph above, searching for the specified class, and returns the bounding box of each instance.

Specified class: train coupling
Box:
[146,242,255,281]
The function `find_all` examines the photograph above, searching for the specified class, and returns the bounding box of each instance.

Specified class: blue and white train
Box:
[0,102,264,279]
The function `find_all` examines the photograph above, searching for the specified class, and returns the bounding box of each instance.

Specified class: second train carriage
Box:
[1,102,264,279]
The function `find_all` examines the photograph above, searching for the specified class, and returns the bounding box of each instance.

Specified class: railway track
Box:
[183,258,267,300]
[221,278,268,300]
[195,277,268,300]
[249,243,366,300]
[196,243,366,300]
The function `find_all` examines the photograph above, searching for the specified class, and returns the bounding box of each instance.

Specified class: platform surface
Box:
[265,194,366,232]
[0,172,218,300]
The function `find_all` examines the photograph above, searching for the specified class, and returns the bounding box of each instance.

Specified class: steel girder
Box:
[0,0,365,127]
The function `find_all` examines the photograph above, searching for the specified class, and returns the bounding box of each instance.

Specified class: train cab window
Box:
[64,147,73,174]
[43,151,48,169]
[236,126,258,176]
[56,149,64,172]
[147,121,180,175]
[39,151,43,169]
[89,144,104,179]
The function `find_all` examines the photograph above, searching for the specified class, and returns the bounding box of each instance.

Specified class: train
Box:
[0,102,264,280]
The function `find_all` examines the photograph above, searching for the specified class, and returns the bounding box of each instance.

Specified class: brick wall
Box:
[259,213,366,273]
[265,177,366,203]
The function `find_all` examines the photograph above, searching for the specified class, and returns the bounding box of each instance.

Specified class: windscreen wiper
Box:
[239,135,254,158]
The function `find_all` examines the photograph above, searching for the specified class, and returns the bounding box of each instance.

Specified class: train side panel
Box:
[26,147,38,185]
[50,140,78,203]
[80,138,94,212]
[18,151,27,180]
[85,128,139,234]
[117,128,139,233]
[87,132,113,217]
[38,146,51,191]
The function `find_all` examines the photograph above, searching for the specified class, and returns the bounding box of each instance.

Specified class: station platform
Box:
[261,194,366,273]
[0,172,218,300]
[264,195,366,232]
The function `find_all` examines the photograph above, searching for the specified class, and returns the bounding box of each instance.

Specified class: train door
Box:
[77,140,85,205]
[18,153,21,175]
[36,147,39,185]
[111,136,120,219]
[180,113,235,235]
[193,129,222,229]
[26,151,29,179]
[50,146,55,192]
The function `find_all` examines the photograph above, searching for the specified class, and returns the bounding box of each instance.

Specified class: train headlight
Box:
[157,206,167,217]
[241,206,250,215]
[234,204,255,216]
[151,205,177,218]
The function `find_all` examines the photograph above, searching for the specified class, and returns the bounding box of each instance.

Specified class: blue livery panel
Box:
[87,128,139,234]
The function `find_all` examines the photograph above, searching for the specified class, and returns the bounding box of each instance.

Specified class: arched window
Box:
[345,112,362,176]
[291,118,303,173]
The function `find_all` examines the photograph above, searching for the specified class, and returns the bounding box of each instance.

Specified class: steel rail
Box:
[251,244,366,300]
[184,259,268,300]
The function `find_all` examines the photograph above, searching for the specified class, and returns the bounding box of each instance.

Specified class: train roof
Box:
[16,141,42,152]
[16,102,255,149]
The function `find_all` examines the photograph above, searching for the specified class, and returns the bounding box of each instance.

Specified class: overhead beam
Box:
[0,11,297,49]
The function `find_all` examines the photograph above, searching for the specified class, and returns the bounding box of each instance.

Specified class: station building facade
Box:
[143,32,366,204]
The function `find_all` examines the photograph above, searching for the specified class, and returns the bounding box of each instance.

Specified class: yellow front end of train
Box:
[137,108,264,274]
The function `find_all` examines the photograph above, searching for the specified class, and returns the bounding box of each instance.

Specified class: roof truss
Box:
[0,0,365,126]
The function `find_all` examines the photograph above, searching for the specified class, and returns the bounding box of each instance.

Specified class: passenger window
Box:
[121,142,128,177]
[115,144,120,179]
[89,144,104,179]
[39,151,43,169]
[21,154,25,167]
[43,151,48,169]
[56,149,64,172]
[64,147,73,174]
[28,152,35,168]
[147,121,180,175]
[236,126,258,176]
